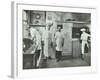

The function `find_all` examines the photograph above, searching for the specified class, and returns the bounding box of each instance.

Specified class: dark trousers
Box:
[55,50,62,61]
[34,50,40,67]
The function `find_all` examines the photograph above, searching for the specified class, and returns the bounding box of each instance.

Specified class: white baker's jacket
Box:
[43,29,52,57]
[80,32,90,54]
[55,31,64,51]
[30,28,42,50]
[81,32,90,41]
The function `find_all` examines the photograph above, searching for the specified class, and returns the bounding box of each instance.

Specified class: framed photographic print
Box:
[11,1,97,78]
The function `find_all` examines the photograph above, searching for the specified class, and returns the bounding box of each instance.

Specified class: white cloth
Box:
[30,28,42,50]
[43,30,52,57]
[55,31,64,51]
[81,32,90,41]
[81,28,86,32]
[35,31,42,50]
[30,28,42,67]
[43,30,48,57]
[81,41,89,54]
[81,32,90,54]
[30,28,36,40]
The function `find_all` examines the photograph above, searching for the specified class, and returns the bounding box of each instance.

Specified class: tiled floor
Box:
[23,55,90,69]
[23,49,91,69]
[39,57,90,69]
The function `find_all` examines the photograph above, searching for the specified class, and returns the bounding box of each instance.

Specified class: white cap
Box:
[81,28,86,32]
[46,21,53,27]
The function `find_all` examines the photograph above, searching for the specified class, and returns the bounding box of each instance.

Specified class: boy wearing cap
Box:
[80,28,90,59]
[55,25,64,62]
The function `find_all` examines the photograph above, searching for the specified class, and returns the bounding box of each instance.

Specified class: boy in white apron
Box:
[55,25,64,62]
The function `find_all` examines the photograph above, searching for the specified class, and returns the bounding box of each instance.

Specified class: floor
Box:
[23,55,90,69]
[23,47,91,69]
[40,57,89,68]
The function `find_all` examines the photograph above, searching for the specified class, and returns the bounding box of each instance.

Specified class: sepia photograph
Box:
[22,10,91,69]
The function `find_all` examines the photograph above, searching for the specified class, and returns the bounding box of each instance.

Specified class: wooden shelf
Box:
[29,24,46,27]
[56,20,90,24]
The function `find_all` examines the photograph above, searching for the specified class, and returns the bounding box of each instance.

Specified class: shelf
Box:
[56,20,90,24]
[29,24,46,27]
